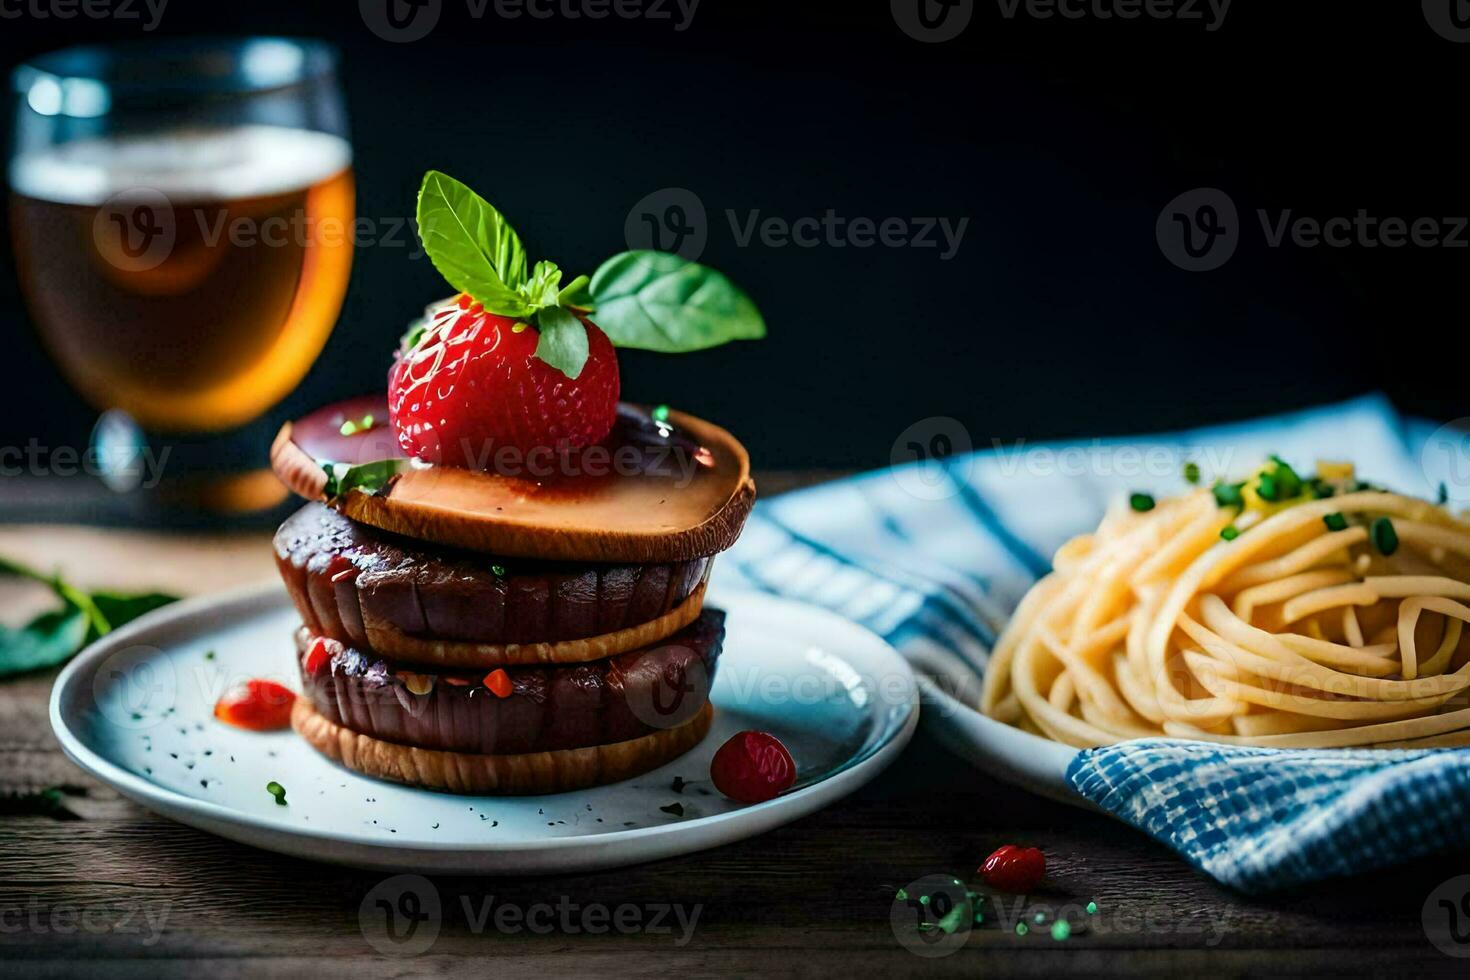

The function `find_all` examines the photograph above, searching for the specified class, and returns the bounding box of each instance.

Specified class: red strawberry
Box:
[388,296,620,469]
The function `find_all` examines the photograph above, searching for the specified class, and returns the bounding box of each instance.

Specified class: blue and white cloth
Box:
[719,394,1470,892]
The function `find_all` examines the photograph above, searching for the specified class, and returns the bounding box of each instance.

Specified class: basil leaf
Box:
[416,171,532,316]
[524,260,564,309]
[558,274,594,312]
[588,251,766,352]
[0,603,88,677]
[534,307,591,380]
[90,592,177,637]
[0,557,179,677]
[320,458,411,499]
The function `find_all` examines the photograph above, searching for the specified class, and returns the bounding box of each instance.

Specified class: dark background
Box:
[1,1,1467,472]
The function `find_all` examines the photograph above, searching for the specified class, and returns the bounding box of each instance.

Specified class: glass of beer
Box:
[8,38,354,513]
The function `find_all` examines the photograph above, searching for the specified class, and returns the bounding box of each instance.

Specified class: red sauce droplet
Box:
[710,730,796,803]
[214,679,296,731]
[979,845,1046,893]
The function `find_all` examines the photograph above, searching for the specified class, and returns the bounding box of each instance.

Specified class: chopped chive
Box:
[1307,478,1335,499]
[1257,473,1279,502]
[1212,481,1244,508]
[1323,513,1348,532]
[266,781,287,806]
[652,404,671,423]
[1183,462,1201,485]
[1370,517,1399,556]
[1270,456,1303,498]
[1439,482,1450,505]
[1129,493,1156,513]
[491,564,507,578]
[1220,525,1240,541]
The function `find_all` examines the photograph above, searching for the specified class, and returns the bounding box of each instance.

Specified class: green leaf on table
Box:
[416,170,532,317]
[0,603,88,676]
[0,557,179,678]
[588,251,766,352]
[534,306,591,380]
[90,592,178,637]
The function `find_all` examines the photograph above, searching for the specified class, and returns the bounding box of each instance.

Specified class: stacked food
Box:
[266,172,764,793]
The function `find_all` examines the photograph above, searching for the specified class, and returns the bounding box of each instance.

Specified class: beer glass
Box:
[8,38,353,512]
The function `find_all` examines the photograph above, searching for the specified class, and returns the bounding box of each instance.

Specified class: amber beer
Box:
[9,125,354,432]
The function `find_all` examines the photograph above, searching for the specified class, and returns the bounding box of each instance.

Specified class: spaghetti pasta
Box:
[980,461,1470,749]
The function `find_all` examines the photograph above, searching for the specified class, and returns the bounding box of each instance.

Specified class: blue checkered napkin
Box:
[716,394,1470,892]
[1069,740,1470,892]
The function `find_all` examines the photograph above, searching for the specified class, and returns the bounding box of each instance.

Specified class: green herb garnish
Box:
[1129,493,1156,513]
[1371,517,1399,556]
[1183,462,1200,485]
[659,802,685,817]
[1220,525,1240,541]
[1213,481,1245,508]
[412,170,765,381]
[266,781,287,806]
[1323,513,1348,532]
[318,458,411,499]
[0,556,176,678]
[1268,455,1303,499]
[1439,482,1450,505]
[339,413,376,437]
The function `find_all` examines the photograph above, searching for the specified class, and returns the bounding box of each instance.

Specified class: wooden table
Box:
[0,474,1460,977]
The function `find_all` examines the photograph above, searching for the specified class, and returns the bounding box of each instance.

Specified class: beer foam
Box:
[10,125,352,205]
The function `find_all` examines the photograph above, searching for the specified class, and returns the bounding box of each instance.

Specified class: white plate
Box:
[917,676,1092,811]
[50,586,917,874]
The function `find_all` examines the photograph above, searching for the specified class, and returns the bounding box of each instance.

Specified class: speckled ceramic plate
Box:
[50,585,917,874]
